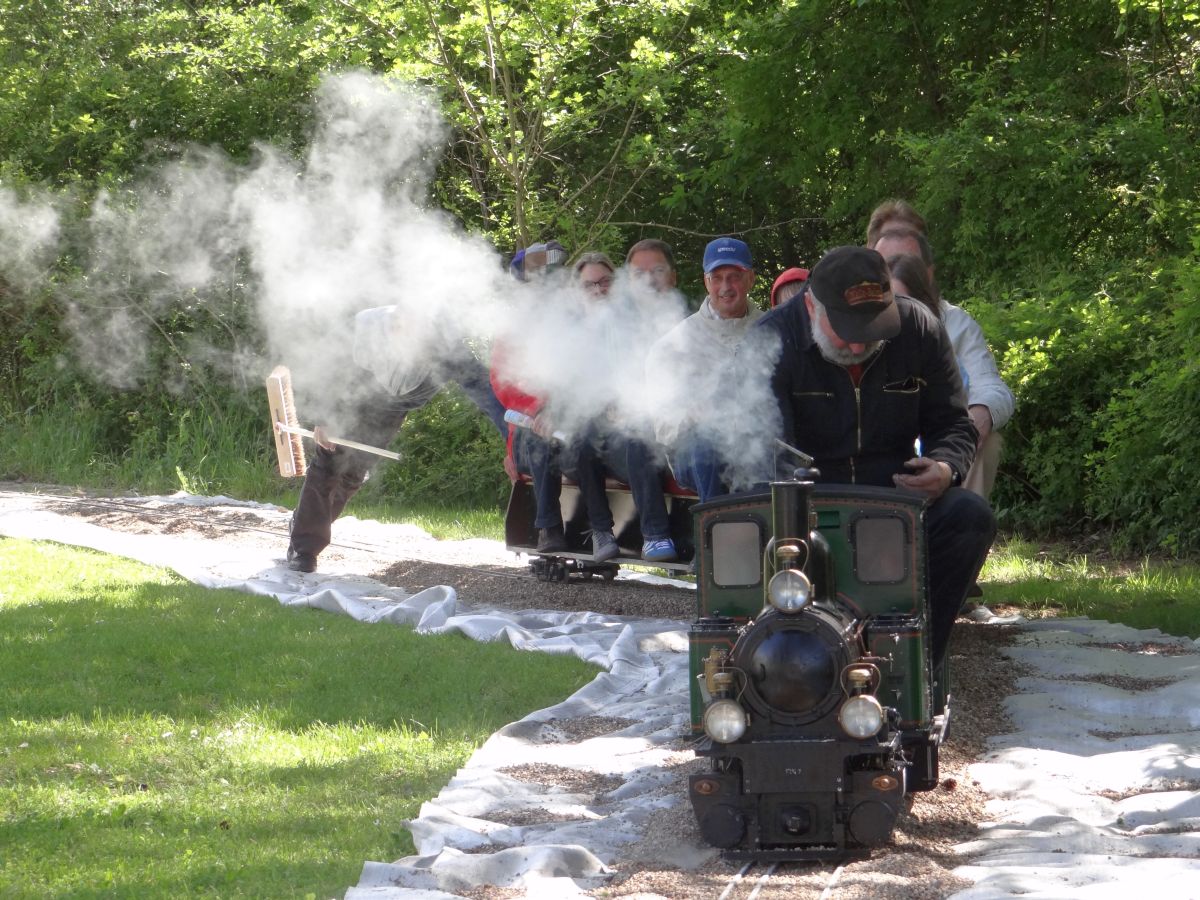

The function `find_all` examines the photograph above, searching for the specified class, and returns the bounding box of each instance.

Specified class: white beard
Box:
[810,304,882,365]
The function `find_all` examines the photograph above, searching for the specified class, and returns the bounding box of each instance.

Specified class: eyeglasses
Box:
[583,276,614,290]
[632,265,671,279]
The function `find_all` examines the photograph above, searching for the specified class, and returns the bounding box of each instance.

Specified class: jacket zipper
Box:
[846,353,882,483]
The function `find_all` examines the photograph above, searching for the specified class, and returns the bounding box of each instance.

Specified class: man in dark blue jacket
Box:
[759,245,995,666]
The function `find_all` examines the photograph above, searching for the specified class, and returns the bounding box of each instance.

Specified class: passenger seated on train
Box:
[769,266,809,308]
[646,237,765,502]
[573,250,680,562]
[758,245,996,667]
[493,250,680,562]
[492,241,580,554]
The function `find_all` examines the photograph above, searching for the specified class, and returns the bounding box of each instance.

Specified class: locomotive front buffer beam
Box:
[688,734,906,861]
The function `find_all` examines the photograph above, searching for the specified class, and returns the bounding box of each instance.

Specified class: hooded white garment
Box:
[645,297,766,448]
[352,305,440,397]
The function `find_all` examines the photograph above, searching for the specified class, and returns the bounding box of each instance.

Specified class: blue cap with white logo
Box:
[702,236,753,273]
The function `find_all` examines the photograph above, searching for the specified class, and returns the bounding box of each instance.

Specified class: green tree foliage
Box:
[2,0,1199,550]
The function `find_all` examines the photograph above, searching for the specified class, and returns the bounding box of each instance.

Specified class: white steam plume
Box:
[0,185,61,294]
[1,69,784,486]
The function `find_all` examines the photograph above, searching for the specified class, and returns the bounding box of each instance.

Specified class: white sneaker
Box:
[965,603,997,623]
[592,530,619,562]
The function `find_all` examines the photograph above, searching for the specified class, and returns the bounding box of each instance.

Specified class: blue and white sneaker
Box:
[642,538,677,562]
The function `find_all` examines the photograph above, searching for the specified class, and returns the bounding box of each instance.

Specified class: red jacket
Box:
[490,342,542,458]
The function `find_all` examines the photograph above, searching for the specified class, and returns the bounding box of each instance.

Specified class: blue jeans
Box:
[669,437,728,503]
[514,426,670,539]
[512,428,568,530]
[588,432,671,540]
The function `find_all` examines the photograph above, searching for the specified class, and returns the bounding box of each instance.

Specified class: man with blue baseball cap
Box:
[701,236,756,318]
[646,236,767,501]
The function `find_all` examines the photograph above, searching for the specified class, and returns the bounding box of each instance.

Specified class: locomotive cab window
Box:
[852,515,909,584]
[711,521,763,586]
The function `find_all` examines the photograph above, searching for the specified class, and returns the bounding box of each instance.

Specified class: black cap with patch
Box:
[808,246,901,342]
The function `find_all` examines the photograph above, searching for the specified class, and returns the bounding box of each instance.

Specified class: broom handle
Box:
[274,423,401,461]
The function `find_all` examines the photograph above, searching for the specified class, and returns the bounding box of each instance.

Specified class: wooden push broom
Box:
[265,365,400,478]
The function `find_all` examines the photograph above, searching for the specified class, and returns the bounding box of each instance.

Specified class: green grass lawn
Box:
[0,538,597,899]
[982,536,1200,639]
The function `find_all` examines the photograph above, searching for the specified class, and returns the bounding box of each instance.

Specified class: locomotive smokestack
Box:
[771,474,815,547]
[771,469,835,601]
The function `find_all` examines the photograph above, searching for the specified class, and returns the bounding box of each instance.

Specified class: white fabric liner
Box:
[3,490,1199,898]
[950,618,1200,898]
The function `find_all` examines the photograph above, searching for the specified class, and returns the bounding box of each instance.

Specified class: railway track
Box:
[713,860,850,899]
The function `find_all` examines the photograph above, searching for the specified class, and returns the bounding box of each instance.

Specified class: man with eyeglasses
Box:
[625,238,678,294]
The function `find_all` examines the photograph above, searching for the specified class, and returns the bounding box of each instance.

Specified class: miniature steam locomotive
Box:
[504,462,948,860]
[686,469,948,860]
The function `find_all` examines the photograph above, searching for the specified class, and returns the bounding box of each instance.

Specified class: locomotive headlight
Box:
[767,568,812,613]
[838,694,884,739]
[702,699,748,743]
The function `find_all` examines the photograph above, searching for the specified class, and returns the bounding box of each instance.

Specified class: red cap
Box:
[770,267,810,308]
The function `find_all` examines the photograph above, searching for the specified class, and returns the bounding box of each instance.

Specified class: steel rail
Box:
[717,861,755,900]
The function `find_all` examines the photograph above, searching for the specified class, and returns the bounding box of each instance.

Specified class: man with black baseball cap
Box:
[759,245,996,667]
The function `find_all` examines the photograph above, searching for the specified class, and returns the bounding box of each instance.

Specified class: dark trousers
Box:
[926,487,997,666]
[288,358,506,559]
[512,427,567,530]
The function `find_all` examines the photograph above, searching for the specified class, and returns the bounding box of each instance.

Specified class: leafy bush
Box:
[366,387,509,510]
[973,272,1145,534]
[1088,243,1200,554]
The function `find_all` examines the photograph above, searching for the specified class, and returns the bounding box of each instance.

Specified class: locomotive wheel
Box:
[847,798,899,846]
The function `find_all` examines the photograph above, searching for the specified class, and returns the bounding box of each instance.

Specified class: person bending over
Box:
[286,305,506,573]
[758,246,996,666]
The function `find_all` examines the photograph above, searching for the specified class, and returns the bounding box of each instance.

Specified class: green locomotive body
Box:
[687,471,948,860]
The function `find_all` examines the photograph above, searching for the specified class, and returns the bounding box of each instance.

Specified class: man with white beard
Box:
[758,245,995,667]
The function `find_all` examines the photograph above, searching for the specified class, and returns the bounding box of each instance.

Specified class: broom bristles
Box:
[266,365,307,478]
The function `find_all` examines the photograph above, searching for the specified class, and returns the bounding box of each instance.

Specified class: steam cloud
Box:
[0,185,60,294]
[0,70,782,488]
